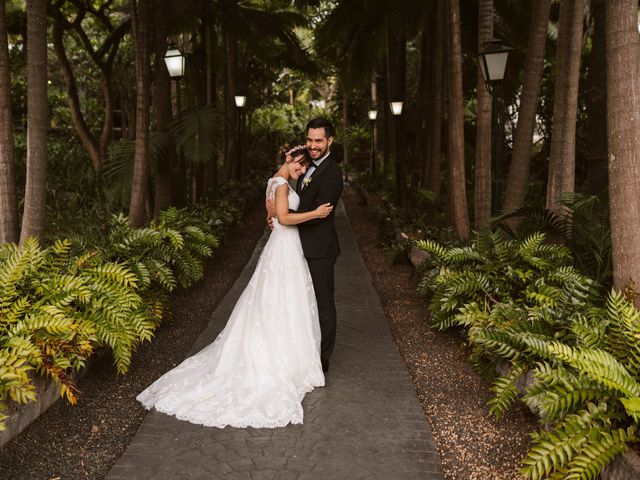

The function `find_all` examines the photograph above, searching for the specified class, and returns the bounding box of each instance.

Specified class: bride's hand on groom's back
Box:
[265,199,275,230]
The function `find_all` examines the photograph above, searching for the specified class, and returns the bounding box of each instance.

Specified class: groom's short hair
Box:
[306,117,335,139]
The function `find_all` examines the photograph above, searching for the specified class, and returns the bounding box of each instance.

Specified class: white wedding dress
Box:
[137,176,324,428]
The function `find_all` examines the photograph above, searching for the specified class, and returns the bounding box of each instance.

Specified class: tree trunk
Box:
[381,58,392,177]
[605,0,640,294]
[546,0,584,216]
[447,0,470,240]
[20,0,48,245]
[204,2,218,197]
[502,0,551,220]
[223,29,239,180]
[0,0,17,244]
[152,4,173,219]
[584,0,607,192]
[473,0,493,228]
[418,4,435,187]
[51,12,101,170]
[342,87,349,179]
[128,0,151,227]
[50,6,124,171]
[426,0,445,197]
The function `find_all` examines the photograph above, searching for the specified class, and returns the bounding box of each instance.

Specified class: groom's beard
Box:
[309,146,329,160]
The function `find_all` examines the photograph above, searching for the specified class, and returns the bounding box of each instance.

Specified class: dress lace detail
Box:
[136,176,324,428]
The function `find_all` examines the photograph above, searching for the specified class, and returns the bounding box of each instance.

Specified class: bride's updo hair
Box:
[282,143,311,165]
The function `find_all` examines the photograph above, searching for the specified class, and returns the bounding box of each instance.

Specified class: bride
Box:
[136,146,332,429]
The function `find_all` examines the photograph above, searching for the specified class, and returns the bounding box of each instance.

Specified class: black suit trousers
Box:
[306,256,337,365]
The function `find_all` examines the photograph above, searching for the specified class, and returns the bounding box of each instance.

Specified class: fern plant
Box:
[491,192,612,285]
[417,229,640,479]
[0,238,152,427]
[0,208,222,430]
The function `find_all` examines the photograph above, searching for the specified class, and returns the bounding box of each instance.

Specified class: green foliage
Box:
[0,196,269,429]
[418,229,640,478]
[492,192,612,286]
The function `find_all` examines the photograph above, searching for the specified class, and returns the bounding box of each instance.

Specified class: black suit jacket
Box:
[295,153,344,259]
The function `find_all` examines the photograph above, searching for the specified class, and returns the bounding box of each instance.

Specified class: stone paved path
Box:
[107,202,444,480]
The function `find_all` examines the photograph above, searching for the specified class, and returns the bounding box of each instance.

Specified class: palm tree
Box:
[584,0,607,192]
[546,0,584,217]
[501,0,551,221]
[605,0,640,294]
[210,0,312,180]
[20,0,48,245]
[315,0,425,206]
[152,3,174,218]
[128,0,151,227]
[0,0,17,244]
[425,0,444,197]
[447,0,470,240]
[223,26,240,180]
[473,0,493,228]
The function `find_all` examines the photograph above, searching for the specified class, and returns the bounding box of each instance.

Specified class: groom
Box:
[268,117,343,373]
[297,118,343,373]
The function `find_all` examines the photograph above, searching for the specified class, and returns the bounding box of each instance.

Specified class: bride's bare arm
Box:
[274,184,332,225]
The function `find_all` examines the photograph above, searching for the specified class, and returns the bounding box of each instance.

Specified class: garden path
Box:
[106,201,444,480]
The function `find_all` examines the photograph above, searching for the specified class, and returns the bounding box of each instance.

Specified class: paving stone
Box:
[107,202,444,480]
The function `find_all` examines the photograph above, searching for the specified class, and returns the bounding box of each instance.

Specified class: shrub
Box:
[0,208,221,430]
[417,232,640,479]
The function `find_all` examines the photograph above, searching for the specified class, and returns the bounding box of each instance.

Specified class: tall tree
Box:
[605,0,640,293]
[204,0,218,197]
[50,1,129,171]
[425,0,444,197]
[502,0,551,219]
[584,0,607,192]
[417,3,435,187]
[0,0,17,244]
[546,0,584,216]
[128,0,151,227]
[473,0,493,227]
[447,0,470,240]
[152,3,173,218]
[20,0,48,245]
[222,27,239,180]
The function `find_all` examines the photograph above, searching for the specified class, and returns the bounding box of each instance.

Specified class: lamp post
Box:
[235,95,246,178]
[164,45,185,113]
[368,108,378,176]
[478,38,512,214]
[390,101,405,206]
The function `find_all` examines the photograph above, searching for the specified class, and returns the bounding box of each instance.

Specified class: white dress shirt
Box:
[301,150,330,186]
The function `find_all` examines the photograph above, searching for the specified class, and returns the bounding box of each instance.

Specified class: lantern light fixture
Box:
[390,101,403,116]
[164,45,185,79]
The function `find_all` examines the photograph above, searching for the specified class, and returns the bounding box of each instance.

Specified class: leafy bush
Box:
[417,231,640,479]
[492,192,612,286]
[0,207,224,430]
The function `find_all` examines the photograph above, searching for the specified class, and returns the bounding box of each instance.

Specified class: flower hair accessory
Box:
[285,144,307,156]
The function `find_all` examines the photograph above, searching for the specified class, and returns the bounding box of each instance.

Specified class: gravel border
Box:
[342,187,537,480]
[0,201,267,480]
